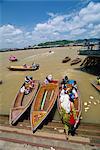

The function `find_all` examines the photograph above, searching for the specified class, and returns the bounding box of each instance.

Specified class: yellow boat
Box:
[30,82,59,132]
[8,64,39,71]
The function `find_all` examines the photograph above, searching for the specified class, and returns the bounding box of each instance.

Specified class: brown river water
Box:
[0,46,100,124]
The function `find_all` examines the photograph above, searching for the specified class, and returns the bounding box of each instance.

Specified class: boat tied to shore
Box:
[70,58,82,65]
[30,81,59,132]
[8,63,39,71]
[62,57,71,63]
[57,79,82,136]
[9,79,40,125]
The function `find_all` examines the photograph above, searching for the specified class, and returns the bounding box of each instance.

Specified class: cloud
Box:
[0,24,33,48]
[33,1,100,40]
[0,1,100,49]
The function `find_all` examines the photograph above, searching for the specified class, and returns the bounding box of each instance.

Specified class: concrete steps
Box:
[0,115,100,148]
[0,125,96,150]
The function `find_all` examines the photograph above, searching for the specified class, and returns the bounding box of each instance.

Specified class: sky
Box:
[0,0,100,49]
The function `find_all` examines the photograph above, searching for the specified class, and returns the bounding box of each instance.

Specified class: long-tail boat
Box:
[57,80,82,136]
[9,80,40,125]
[8,64,39,71]
[70,58,82,65]
[30,82,59,132]
[62,57,71,63]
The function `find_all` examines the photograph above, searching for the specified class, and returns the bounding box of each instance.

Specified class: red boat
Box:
[9,56,18,61]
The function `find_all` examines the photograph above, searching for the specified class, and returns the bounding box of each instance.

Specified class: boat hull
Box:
[9,80,40,125]
[91,82,100,91]
[8,65,39,71]
[62,57,71,63]
[30,82,59,132]
[57,81,82,134]
[70,58,81,65]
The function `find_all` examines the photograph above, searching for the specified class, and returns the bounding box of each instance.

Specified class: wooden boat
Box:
[8,64,39,71]
[9,56,18,62]
[62,57,71,63]
[30,82,59,132]
[57,80,82,135]
[70,58,82,65]
[9,80,40,125]
[91,81,100,91]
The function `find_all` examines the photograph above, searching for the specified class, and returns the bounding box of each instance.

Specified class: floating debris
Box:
[88,101,92,104]
[54,128,57,130]
[93,102,97,105]
[90,96,94,99]
[84,102,88,106]
[85,109,88,112]
[85,107,89,110]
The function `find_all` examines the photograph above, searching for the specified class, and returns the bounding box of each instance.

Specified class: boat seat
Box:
[12,106,25,110]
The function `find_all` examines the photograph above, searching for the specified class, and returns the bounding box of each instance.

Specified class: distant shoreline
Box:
[1,38,99,52]
[0,45,82,52]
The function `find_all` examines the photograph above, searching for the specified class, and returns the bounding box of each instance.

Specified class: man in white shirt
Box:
[60,90,70,113]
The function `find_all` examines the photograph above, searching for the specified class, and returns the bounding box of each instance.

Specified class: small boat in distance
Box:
[58,80,82,136]
[8,64,39,71]
[9,80,40,125]
[30,82,59,132]
[62,57,71,63]
[9,55,18,62]
[70,58,82,65]
[91,81,100,91]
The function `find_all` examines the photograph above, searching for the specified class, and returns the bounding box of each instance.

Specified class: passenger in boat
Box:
[61,75,69,85]
[60,89,70,113]
[73,81,77,90]
[69,92,75,102]
[25,76,32,82]
[28,76,34,87]
[20,83,25,93]
[25,76,34,89]
[32,62,36,68]
[67,79,75,85]
[25,76,30,83]
[72,87,78,98]
[69,87,78,102]
[97,76,100,85]
[44,74,53,84]
[23,64,27,68]
[24,86,30,95]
